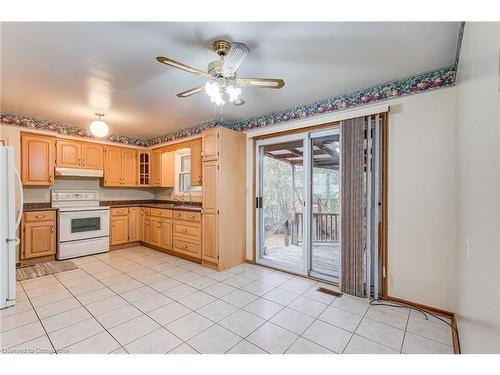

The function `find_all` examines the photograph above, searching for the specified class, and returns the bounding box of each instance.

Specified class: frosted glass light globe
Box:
[89,119,109,137]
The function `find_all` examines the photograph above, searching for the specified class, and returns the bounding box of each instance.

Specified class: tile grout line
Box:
[17,280,58,354]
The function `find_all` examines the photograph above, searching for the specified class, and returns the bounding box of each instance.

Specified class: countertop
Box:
[23,203,57,212]
[104,200,202,213]
[24,200,202,213]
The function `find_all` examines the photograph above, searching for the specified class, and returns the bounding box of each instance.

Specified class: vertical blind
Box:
[340,115,382,299]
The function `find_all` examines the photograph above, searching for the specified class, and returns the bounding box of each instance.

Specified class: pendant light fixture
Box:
[89,112,109,138]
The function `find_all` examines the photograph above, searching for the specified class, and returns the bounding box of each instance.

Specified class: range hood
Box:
[55,167,104,178]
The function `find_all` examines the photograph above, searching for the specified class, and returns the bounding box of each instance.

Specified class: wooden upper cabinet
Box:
[122,149,137,186]
[161,151,175,187]
[21,133,55,186]
[81,143,103,169]
[104,146,123,186]
[190,138,202,186]
[151,150,161,187]
[137,151,151,186]
[56,139,81,168]
[202,128,219,161]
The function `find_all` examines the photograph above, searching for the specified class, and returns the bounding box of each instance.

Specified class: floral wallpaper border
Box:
[0,112,148,146]
[1,65,456,147]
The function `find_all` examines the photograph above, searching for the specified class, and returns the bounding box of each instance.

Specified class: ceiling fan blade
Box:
[156,56,210,78]
[238,77,285,89]
[176,86,204,98]
[222,42,249,77]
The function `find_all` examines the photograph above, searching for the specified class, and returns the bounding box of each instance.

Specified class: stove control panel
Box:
[51,190,99,202]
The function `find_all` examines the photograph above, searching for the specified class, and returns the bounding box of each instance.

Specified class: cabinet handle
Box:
[189,215,194,219]
[183,245,188,249]
[78,158,81,165]
[51,226,54,233]
[49,175,52,182]
[157,224,161,228]
[183,229,188,233]
[35,215,45,219]
[82,159,86,166]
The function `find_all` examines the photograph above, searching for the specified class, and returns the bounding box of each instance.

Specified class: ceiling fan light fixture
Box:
[225,85,241,103]
[89,113,109,138]
[205,81,225,105]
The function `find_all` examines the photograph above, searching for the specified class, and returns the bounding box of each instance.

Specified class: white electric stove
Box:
[51,190,110,260]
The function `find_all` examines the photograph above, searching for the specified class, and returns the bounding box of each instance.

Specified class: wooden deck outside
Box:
[263,235,339,278]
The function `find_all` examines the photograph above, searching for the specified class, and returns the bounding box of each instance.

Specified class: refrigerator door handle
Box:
[7,166,24,246]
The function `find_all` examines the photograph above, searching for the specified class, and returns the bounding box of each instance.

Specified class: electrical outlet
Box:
[465,238,471,259]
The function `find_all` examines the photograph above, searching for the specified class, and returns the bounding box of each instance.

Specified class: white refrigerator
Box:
[0,146,23,309]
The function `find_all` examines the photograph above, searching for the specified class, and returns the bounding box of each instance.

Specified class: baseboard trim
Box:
[109,242,140,251]
[386,295,460,354]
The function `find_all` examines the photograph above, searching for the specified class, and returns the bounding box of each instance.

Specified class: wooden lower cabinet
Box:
[159,219,173,250]
[140,207,150,243]
[111,213,129,246]
[201,212,218,263]
[21,210,56,261]
[129,207,140,242]
[110,206,201,261]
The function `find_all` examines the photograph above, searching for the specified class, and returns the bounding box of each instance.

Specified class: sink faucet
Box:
[181,191,193,206]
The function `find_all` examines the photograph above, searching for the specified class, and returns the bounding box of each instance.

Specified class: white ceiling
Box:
[1,22,461,138]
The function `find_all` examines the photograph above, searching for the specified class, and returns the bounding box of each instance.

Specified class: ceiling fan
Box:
[156,40,285,106]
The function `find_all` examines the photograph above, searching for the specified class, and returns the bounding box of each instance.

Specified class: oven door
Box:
[59,209,109,242]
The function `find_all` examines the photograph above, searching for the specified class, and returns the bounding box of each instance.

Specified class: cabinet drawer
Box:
[173,237,201,258]
[150,208,172,218]
[24,211,56,222]
[111,207,129,216]
[174,222,201,237]
[173,210,201,222]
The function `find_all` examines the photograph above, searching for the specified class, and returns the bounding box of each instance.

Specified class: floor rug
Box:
[16,261,78,281]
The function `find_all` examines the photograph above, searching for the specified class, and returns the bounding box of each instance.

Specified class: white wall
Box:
[454,23,500,353]
[387,88,456,312]
[243,92,456,312]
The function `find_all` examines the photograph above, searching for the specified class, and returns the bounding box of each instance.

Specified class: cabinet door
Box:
[137,151,151,186]
[111,215,129,245]
[23,221,55,259]
[56,139,81,168]
[202,161,218,211]
[104,147,122,186]
[141,208,151,243]
[129,207,140,242]
[151,150,160,186]
[160,151,175,187]
[202,160,219,263]
[202,212,218,263]
[190,138,202,186]
[21,134,55,186]
[159,219,173,250]
[150,217,162,247]
[81,143,103,169]
[202,128,219,161]
[122,148,137,186]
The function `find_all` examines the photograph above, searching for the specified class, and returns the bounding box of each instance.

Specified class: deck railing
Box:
[291,212,339,245]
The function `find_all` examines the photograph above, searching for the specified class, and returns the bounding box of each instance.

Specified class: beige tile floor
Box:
[0,246,455,354]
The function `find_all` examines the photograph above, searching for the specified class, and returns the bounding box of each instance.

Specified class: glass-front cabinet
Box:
[137,151,151,186]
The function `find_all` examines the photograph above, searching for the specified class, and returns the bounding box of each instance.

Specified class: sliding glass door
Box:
[256,134,309,275]
[309,129,341,281]
[256,129,340,280]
